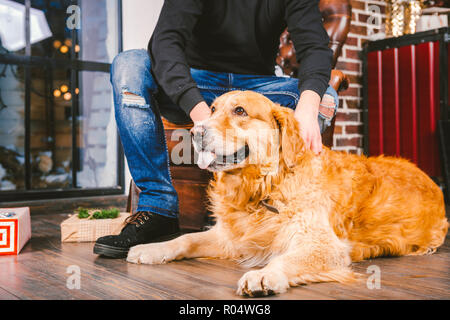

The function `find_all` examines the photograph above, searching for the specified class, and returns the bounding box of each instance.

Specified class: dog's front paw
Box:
[127,243,174,264]
[236,269,289,297]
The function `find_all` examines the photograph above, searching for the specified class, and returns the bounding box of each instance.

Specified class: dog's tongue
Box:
[197,151,215,170]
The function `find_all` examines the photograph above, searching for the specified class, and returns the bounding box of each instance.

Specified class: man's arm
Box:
[149,0,209,122]
[284,0,333,154]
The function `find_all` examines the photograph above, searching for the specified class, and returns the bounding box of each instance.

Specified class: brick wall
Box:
[333,0,387,154]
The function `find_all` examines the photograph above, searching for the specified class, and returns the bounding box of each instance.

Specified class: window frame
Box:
[0,0,125,202]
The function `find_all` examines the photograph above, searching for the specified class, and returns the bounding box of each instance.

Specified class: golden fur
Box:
[127,91,448,297]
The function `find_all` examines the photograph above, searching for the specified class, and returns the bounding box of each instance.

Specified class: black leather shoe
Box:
[93,211,181,258]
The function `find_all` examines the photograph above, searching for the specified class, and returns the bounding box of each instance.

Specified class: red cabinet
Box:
[364,28,449,181]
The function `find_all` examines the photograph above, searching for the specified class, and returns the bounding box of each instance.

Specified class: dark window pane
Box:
[0,63,25,191]
[77,70,117,188]
[29,0,74,59]
[24,0,120,62]
[30,66,72,189]
[0,0,122,198]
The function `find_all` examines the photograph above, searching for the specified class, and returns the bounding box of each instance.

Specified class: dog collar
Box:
[260,199,279,214]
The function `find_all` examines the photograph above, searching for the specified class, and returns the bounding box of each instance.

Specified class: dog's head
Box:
[191,91,304,173]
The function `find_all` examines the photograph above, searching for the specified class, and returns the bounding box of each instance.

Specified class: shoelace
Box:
[125,211,150,226]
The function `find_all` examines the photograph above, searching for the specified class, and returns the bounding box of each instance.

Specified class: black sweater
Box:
[148,0,333,116]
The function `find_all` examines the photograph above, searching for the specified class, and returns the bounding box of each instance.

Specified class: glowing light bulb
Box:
[60,45,69,54]
[75,45,80,53]
[53,40,62,49]
[60,85,69,93]
[53,89,61,98]
[75,88,80,95]
[64,39,72,47]
[63,92,72,101]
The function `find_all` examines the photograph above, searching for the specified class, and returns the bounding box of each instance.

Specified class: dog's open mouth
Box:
[197,145,250,170]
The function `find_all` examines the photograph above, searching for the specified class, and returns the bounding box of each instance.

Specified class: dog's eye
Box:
[211,106,216,113]
[233,106,247,116]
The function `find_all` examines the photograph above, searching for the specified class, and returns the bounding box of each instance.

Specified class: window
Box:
[0,0,124,201]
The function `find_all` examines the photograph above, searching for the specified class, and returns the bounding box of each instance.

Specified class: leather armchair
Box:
[127,0,352,230]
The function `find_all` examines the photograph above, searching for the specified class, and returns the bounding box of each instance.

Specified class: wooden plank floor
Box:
[0,213,449,300]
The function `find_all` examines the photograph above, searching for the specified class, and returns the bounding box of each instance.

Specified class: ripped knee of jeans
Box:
[121,89,149,108]
[319,93,337,121]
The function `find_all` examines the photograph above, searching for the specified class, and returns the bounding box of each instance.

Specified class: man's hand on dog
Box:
[190,101,212,123]
[295,90,323,155]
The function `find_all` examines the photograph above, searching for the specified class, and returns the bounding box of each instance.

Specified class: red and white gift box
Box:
[0,207,31,255]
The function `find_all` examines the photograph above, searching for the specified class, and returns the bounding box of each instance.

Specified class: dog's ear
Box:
[272,104,304,169]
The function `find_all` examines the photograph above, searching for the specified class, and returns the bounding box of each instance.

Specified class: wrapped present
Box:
[61,211,130,243]
[0,207,32,255]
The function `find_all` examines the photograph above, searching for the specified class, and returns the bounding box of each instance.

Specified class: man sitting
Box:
[94,0,339,258]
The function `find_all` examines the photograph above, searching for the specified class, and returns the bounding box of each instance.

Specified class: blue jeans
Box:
[111,49,338,218]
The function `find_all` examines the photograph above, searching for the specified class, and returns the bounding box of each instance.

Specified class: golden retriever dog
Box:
[127,90,448,297]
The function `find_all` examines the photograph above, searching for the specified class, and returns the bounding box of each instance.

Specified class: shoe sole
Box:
[93,232,182,259]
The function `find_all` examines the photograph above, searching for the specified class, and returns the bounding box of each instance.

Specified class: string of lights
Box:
[386,0,425,37]
[0,40,81,104]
